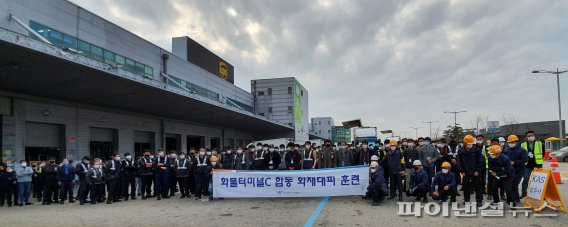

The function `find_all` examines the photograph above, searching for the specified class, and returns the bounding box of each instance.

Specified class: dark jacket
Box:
[433,171,456,189]
[57,164,76,182]
[222,154,236,170]
[234,154,248,170]
[457,146,484,175]
[174,158,191,178]
[488,154,514,178]
[153,156,170,174]
[369,166,386,191]
[264,151,281,170]
[86,167,104,184]
[285,151,302,170]
[193,156,211,175]
[138,156,154,176]
[0,170,17,187]
[75,162,91,180]
[336,150,354,167]
[356,148,373,165]
[104,160,121,180]
[410,169,430,190]
[121,159,137,176]
[504,146,528,175]
[381,149,405,174]
[42,163,58,182]
[403,148,418,168]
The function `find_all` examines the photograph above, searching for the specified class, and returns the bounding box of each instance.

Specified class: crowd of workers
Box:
[0,130,543,208]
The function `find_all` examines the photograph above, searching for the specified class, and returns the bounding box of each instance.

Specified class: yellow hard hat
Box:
[507,135,519,143]
[389,140,397,146]
[210,156,218,162]
[441,161,451,168]
[464,135,475,145]
[488,145,502,155]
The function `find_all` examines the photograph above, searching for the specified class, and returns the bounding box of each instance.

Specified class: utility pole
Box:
[410,127,422,139]
[422,121,439,138]
[444,110,467,127]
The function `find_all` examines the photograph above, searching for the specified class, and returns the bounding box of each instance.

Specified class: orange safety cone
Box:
[544,149,552,161]
[551,157,563,184]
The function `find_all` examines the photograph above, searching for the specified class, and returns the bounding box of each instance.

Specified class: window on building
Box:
[268,107,272,113]
[268,88,272,95]
[288,87,292,94]
[144,65,153,77]
[135,62,145,75]
[328,130,331,133]
[301,90,303,96]
[258,91,264,96]
[125,58,136,72]
[288,106,293,112]
[78,40,91,55]
[259,113,264,116]
[103,50,115,64]
[62,34,77,49]
[90,45,104,61]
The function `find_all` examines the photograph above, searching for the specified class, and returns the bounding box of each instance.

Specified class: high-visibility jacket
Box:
[520,141,543,165]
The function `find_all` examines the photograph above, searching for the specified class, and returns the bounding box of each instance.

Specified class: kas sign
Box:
[212,166,370,198]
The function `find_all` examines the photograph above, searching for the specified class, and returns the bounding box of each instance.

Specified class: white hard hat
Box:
[498,137,506,142]
[412,160,422,166]
[371,155,379,161]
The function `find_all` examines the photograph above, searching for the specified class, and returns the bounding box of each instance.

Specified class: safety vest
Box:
[520,141,543,165]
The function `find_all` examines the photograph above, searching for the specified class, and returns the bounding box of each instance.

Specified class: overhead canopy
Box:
[0,36,293,137]
[545,137,565,142]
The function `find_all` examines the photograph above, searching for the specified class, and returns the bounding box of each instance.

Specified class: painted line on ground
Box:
[304,197,330,227]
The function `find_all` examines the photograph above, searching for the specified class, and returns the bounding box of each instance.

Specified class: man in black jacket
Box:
[76,156,91,205]
[138,149,154,199]
[174,152,191,198]
[42,157,58,205]
[457,135,484,207]
[153,149,170,200]
[121,152,137,201]
[105,153,122,204]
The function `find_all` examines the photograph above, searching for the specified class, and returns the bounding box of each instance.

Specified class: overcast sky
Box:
[69,0,568,138]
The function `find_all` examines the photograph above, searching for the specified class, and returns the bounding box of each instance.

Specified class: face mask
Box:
[250,149,256,152]
[84,160,90,163]
[227,150,232,154]
[379,146,384,150]
[476,140,483,144]
[269,148,274,152]
[408,144,414,148]
[170,154,177,159]
[385,144,390,148]
[466,144,473,149]
[114,157,120,161]
[442,169,449,174]
[93,165,99,168]
[158,153,165,157]
[437,144,444,148]
[403,142,408,146]
[369,146,374,149]
[362,145,368,149]
[508,143,516,148]
[527,136,535,142]
[370,168,377,173]
[237,150,243,154]
[206,152,212,156]
[211,162,217,166]
[257,146,262,150]
[390,147,396,151]
[40,163,46,167]
[179,155,185,159]
[305,145,311,149]
[212,151,217,155]
[490,154,497,159]
[199,151,205,156]
[21,163,27,167]
[423,142,430,146]
[63,161,69,165]
[499,142,505,147]
[126,155,132,160]
[263,147,268,151]
[7,168,13,172]
[149,155,155,159]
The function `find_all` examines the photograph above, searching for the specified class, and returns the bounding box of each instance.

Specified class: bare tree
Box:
[433,126,442,139]
[470,114,487,135]
[501,113,520,135]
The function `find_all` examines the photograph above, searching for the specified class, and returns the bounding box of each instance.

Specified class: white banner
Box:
[212,165,370,198]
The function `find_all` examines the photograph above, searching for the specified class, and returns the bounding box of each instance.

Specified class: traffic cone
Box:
[551,157,563,184]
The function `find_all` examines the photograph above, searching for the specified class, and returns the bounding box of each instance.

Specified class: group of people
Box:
[365,131,542,207]
[0,130,543,208]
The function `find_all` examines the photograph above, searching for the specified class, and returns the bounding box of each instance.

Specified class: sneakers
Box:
[371,201,382,206]
[157,196,162,200]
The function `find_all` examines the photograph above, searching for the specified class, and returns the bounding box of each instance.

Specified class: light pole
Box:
[402,131,408,138]
[532,68,568,146]
[444,110,467,127]
[410,127,422,139]
[422,121,439,138]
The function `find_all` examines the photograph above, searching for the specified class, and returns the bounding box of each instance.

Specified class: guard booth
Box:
[544,137,564,160]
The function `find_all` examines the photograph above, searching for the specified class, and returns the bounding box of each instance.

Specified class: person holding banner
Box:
[319,140,336,169]
[265,145,281,170]
[278,144,288,170]
[253,144,268,170]
[222,148,236,170]
[366,162,387,206]
[245,145,256,170]
[487,145,515,207]
[285,142,302,170]
[302,141,318,170]
[337,141,355,167]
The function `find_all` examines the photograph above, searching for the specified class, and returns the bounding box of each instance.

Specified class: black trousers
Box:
[107,179,121,201]
[89,183,101,203]
[462,173,483,203]
[177,177,189,196]
[188,171,196,194]
[43,179,58,202]
[195,174,209,197]
[78,179,89,203]
[122,173,136,198]
[389,173,403,196]
[33,179,43,200]
[366,183,387,202]
[141,174,153,196]
[407,187,429,198]
[59,181,74,201]
[438,187,457,202]
[0,186,14,205]
[169,172,177,195]
[492,176,513,204]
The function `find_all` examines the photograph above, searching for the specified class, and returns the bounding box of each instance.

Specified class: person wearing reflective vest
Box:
[193,148,211,200]
[520,130,543,199]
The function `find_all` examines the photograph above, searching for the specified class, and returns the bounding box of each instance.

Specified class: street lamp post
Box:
[444,110,467,127]
[422,121,439,138]
[410,127,422,139]
[532,68,568,146]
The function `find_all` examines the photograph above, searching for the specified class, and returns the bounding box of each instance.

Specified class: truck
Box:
[353,127,378,146]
